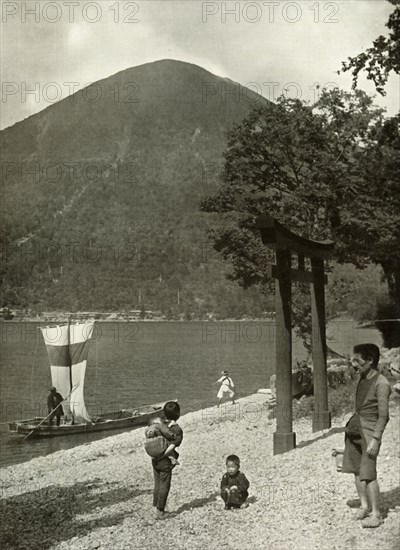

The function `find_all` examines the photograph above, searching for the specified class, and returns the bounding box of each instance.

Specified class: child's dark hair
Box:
[226,454,240,466]
[353,343,380,368]
[164,401,180,421]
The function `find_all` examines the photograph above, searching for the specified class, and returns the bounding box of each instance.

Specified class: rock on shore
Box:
[1,394,399,550]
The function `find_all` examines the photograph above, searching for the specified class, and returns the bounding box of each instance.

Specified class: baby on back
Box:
[144,416,179,465]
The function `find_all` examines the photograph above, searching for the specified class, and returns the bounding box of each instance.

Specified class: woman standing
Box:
[214,370,235,407]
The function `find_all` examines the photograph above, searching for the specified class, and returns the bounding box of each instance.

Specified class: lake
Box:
[0,320,381,467]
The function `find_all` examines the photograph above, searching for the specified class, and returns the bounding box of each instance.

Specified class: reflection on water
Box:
[0,321,381,467]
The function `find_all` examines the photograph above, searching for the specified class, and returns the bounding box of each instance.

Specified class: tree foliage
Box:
[201,90,400,347]
[340,0,400,95]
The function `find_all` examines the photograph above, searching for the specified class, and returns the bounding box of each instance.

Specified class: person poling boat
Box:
[23,385,78,440]
[47,387,64,426]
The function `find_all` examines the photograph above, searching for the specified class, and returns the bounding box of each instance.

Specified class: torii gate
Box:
[256,214,335,455]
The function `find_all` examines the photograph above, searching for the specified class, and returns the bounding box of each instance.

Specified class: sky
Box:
[1,0,399,129]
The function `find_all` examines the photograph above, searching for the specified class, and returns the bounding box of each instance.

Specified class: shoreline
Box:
[1,316,358,324]
[2,318,277,324]
[0,392,270,469]
[1,393,399,550]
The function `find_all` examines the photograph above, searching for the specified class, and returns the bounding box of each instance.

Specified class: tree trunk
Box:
[377,264,400,348]
[381,264,400,309]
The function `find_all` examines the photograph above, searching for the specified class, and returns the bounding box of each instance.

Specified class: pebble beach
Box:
[1,393,399,550]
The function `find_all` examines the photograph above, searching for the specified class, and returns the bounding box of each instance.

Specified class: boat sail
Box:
[41,321,94,424]
[9,319,177,437]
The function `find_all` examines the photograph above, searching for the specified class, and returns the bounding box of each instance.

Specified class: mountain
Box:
[0,59,272,316]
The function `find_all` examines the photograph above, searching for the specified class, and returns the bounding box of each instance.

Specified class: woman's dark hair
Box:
[226,454,240,466]
[353,343,380,368]
[163,401,181,421]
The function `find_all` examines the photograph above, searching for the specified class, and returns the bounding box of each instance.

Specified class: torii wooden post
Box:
[311,257,331,431]
[256,215,334,454]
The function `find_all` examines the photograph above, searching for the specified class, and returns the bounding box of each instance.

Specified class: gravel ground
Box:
[1,394,399,550]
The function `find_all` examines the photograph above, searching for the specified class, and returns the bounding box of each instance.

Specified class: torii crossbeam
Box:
[256,214,335,455]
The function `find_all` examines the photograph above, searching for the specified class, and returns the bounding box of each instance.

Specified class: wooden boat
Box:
[8,400,177,437]
[8,320,176,438]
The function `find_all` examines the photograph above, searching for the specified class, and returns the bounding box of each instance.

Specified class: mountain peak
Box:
[1,59,268,311]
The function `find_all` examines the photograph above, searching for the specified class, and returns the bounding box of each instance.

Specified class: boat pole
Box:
[23,385,78,440]
[68,315,74,425]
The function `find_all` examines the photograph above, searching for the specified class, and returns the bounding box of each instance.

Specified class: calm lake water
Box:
[0,320,381,467]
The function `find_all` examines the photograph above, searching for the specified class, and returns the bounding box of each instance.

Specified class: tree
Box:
[184,308,192,321]
[1,307,14,320]
[201,91,400,348]
[338,113,400,346]
[340,0,400,95]
[326,264,387,321]
[337,113,400,305]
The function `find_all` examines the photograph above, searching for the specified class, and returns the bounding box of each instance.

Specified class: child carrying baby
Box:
[145,415,179,465]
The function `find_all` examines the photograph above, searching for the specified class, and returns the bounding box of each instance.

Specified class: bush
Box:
[287,381,357,421]
[328,382,357,418]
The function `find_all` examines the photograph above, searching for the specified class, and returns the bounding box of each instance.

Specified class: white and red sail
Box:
[41,321,94,424]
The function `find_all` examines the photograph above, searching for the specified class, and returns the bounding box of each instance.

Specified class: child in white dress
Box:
[214,370,235,406]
